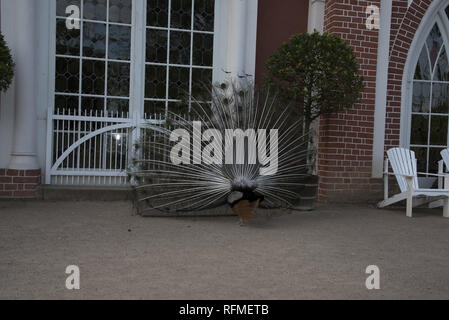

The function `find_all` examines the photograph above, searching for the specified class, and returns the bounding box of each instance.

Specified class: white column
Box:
[226,0,248,78]
[8,0,39,170]
[308,0,325,33]
[371,0,392,178]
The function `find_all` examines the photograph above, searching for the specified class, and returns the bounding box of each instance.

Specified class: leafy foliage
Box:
[0,33,14,92]
[265,31,364,131]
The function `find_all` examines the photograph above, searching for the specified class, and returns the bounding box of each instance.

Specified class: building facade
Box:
[0,0,448,203]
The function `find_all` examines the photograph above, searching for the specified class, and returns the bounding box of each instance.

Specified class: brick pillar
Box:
[317,0,383,202]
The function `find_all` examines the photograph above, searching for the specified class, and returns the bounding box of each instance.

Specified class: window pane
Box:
[81,96,104,115]
[170,31,191,65]
[57,0,81,16]
[83,0,107,21]
[414,46,430,80]
[55,95,79,113]
[426,24,443,71]
[171,0,192,30]
[107,99,129,117]
[412,82,431,113]
[194,0,215,31]
[147,0,168,27]
[411,147,428,173]
[146,29,168,63]
[82,59,105,94]
[107,62,130,97]
[55,57,80,93]
[83,22,106,58]
[435,49,449,81]
[56,19,80,56]
[432,83,449,114]
[429,148,445,173]
[410,114,429,145]
[145,65,167,98]
[108,25,131,61]
[192,68,212,99]
[429,116,448,145]
[144,100,166,116]
[169,67,190,99]
[109,0,132,24]
[193,33,213,66]
[169,101,189,115]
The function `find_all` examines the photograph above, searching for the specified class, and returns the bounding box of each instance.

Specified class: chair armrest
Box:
[417,172,449,177]
[384,172,414,179]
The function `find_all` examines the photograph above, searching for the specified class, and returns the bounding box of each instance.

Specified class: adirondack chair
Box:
[438,149,449,189]
[377,148,449,218]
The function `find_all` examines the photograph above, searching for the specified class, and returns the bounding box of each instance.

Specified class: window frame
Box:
[405,7,449,173]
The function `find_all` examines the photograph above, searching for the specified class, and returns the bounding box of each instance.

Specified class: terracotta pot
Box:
[232,199,260,222]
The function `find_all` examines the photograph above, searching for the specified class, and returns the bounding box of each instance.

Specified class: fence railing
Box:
[46,108,192,186]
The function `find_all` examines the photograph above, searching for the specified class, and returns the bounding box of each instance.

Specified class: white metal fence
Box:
[45,108,171,185]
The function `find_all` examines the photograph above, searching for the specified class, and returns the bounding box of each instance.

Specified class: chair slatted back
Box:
[386,148,419,192]
[441,149,449,171]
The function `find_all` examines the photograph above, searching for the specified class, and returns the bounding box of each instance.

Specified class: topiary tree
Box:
[0,32,15,92]
[265,31,364,133]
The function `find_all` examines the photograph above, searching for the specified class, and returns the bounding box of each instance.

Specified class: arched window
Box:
[410,8,449,173]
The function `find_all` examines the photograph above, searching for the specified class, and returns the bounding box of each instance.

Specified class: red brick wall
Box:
[318,0,382,202]
[318,0,434,202]
[255,0,309,85]
[0,169,41,198]
[385,0,433,150]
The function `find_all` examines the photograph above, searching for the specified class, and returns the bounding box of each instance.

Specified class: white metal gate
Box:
[45,108,168,185]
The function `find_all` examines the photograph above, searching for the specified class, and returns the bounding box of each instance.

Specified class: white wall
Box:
[0,0,16,168]
[0,0,50,173]
[36,0,52,175]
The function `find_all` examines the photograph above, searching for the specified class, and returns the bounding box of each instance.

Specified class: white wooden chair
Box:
[377,147,449,218]
[438,149,449,189]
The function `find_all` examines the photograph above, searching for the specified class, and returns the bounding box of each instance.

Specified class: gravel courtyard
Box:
[1,200,448,300]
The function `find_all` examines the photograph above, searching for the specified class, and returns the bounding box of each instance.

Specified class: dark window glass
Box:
[412,82,431,113]
[410,115,429,145]
[170,31,191,65]
[108,25,131,61]
[147,0,169,27]
[107,99,129,117]
[82,59,105,94]
[414,46,430,80]
[55,57,80,93]
[83,22,106,58]
[81,96,104,115]
[194,0,214,31]
[56,19,80,56]
[193,33,213,66]
[146,29,168,63]
[83,0,107,21]
[57,0,81,16]
[145,65,167,98]
[169,67,190,99]
[429,116,448,146]
[109,0,132,24]
[171,0,192,29]
[108,62,130,97]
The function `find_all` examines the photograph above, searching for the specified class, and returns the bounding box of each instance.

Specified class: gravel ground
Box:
[0,200,448,300]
